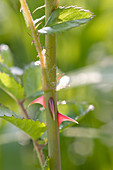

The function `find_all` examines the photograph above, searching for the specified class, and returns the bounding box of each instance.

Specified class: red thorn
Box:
[29,95,45,107]
[29,95,78,126]
[48,97,55,120]
[58,111,78,126]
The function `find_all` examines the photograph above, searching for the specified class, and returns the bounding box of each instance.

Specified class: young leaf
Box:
[23,63,42,97]
[0,72,24,101]
[0,105,46,140]
[38,6,93,34]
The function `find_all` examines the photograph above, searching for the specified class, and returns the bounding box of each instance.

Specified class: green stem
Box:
[19,0,61,169]
[44,0,61,169]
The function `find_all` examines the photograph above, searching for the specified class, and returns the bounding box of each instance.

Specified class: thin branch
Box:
[20,0,50,91]
[19,0,45,69]
[18,99,45,168]
[33,140,45,168]
[18,100,29,119]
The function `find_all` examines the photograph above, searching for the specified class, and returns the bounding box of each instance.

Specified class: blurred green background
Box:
[0,0,113,169]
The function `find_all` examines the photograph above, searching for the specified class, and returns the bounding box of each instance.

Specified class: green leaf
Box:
[27,90,44,99]
[23,63,42,97]
[0,72,24,101]
[0,105,18,117]
[0,44,14,67]
[38,6,93,34]
[0,105,46,140]
[0,63,19,82]
[0,63,14,76]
